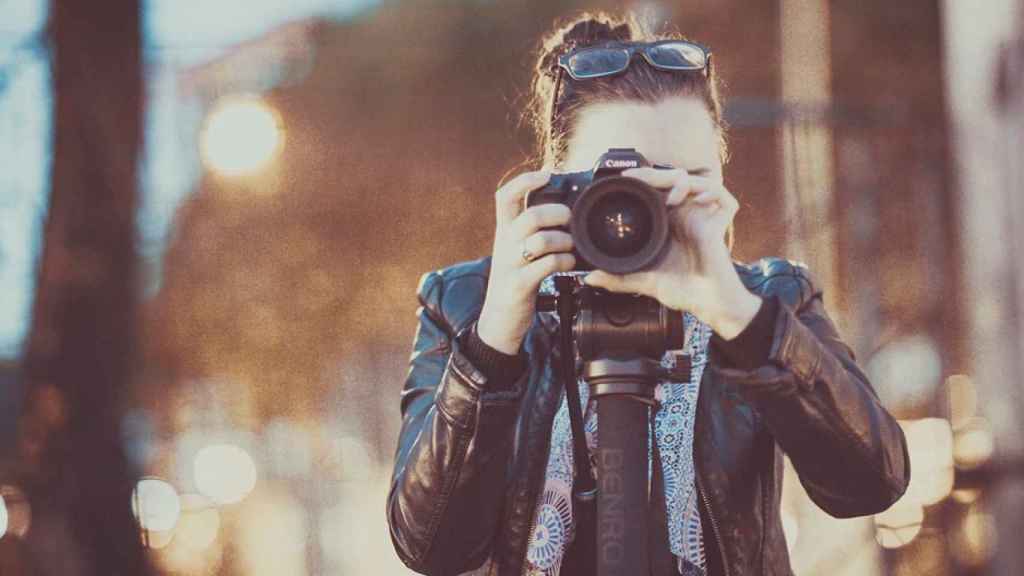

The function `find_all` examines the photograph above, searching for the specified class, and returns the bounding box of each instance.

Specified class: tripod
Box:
[544,276,684,576]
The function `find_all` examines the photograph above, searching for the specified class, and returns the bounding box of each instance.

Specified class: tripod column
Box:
[585,358,660,576]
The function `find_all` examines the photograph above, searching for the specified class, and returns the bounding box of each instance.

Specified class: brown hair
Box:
[529,11,727,168]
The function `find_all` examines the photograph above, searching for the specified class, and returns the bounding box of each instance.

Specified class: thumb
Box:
[582,270,653,296]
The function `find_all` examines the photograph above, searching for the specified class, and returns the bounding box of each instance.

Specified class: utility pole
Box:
[19,1,151,574]
[942,0,1024,573]
[776,3,880,575]
[778,0,837,310]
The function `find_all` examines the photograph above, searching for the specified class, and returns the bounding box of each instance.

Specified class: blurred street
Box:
[1,0,1023,574]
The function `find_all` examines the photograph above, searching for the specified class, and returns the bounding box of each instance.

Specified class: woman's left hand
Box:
[582,166,763,339]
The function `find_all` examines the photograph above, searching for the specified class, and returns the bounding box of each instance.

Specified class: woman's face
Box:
[560,96,722,182]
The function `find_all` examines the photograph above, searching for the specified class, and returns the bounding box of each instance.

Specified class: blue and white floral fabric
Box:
[525,273,711,575]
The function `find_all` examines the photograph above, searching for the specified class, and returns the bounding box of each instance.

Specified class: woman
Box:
[387,12,910,576]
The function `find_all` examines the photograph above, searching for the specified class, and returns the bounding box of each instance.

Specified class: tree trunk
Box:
[18,1,150,574]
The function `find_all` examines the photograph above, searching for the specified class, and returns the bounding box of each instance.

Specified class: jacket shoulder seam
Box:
[420,258,491,336]
[740,257,819,310]
[418,271,455,339]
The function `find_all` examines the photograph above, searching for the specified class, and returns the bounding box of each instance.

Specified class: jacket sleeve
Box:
[713,265,911,518]
[387,270,528,575]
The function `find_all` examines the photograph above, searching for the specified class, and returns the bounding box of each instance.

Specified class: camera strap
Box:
[553,276,597,506]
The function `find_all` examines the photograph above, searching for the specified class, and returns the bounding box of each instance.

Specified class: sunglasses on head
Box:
[549,40,713,135]
[556,40,712,80]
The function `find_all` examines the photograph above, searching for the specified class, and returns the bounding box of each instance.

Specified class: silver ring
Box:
[520,243,536,264]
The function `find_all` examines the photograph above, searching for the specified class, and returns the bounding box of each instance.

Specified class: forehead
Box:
[562,96,720,174]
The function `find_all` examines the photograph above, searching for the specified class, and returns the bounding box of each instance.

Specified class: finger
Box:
[520,230,573,263]
[520,252,576,287]
[582,269,655,297]
[686,189,719,206]
[681,187,740,219]
[508,203,572,240]
[495,170,552,226]
[621,166,687,189]
[665,176,724,207]
[722,188,740,213]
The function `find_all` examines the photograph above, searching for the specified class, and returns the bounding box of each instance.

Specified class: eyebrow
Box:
[687,167,712,176]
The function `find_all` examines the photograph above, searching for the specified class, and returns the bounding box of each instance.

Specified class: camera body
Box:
[526,148,671,274]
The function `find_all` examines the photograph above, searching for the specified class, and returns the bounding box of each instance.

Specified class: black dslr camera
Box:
[526,148,671,274]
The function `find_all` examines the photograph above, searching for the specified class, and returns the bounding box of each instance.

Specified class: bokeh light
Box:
[866,335,942,411]
[901,418,955,505]
[236,488,307,576]
[174,494,221,551]
[780,508,799,554]
[951,488,982,504]
[945,374,978,430]
[318,472,411,573]
[199,95,283,176]
[874,501,924,549]
[336,436,375,481]
[0,485,32,539]
[193,443,258,505]
[319,502,368,568]
[0,493,8,539]
[143,528,176,550]
[158,523,224,575]
[953,418,995,470]
[950,503,998,568]
[153,496,224,575]
[265,418,312,479]
[132,477,182,533]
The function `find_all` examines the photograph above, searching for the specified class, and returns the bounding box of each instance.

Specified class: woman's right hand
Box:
[476,170,576,355]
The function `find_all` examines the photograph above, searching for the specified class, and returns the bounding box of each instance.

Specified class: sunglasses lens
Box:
[646,42,707,69]
[567,49,630,78]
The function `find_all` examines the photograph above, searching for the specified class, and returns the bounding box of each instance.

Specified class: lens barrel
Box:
[569,176,669,274]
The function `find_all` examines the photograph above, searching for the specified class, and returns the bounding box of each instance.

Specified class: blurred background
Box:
[1,0,1022,574]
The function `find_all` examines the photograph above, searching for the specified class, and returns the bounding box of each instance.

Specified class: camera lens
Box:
[587,191,652,257]
[570,176,670,274]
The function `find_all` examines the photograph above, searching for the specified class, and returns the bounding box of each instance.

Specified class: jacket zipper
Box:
[694,355,730,576]
[695,463,730,576]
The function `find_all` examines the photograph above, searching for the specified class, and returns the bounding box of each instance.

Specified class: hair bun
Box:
[561,16,632,49]
[539,14,634,77]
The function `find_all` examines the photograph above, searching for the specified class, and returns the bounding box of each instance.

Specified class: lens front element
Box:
[587,191,652,258]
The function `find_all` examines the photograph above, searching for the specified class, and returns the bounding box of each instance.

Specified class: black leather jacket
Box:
[388,256,911,575]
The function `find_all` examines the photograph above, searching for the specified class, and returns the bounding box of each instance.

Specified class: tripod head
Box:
[538,281,685,361]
